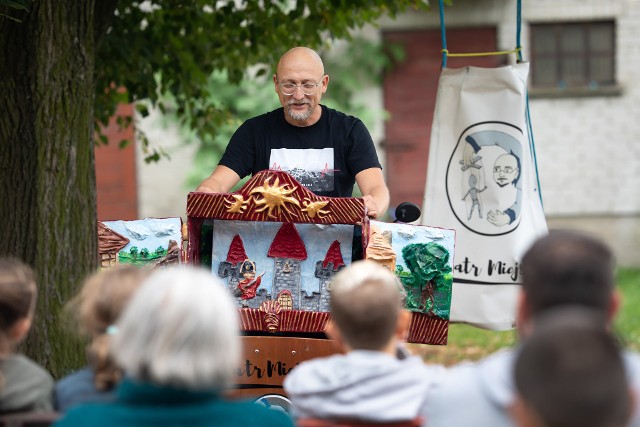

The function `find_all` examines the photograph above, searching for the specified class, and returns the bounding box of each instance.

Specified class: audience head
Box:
[518,230,616,334]
[328,260,408,352]
[69,265,147,390]
[513,308,631,427]
[0,258,37,355]
[112,266,240,390]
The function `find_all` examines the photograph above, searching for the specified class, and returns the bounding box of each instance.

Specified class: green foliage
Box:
[0,0,28,21]
[95,1,432,161]
[614,268,640,351]
[0,0,27,8]
[118,245,167,265]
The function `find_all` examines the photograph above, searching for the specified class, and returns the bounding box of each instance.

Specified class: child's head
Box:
[0,258,37,355]
[513,308,631,427]
[328,260,407,352]
[69,265,147,390]
[74,265,146,337]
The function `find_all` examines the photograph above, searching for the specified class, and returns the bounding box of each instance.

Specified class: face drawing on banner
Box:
[486,152,521,227]
[493,154,520,188]
[446,124,524,236]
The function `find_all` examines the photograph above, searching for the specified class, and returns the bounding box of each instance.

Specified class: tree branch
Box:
[93,0,118,49]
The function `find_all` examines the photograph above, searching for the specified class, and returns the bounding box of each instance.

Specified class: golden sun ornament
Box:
[302,198,330,219]
[249,176,300,218]
[225,194,249,214]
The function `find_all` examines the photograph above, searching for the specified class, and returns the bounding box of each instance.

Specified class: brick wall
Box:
[95,103,138,221]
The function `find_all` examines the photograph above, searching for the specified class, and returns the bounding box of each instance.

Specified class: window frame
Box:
[529,20,617,96]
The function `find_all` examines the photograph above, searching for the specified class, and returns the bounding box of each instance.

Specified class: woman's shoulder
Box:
[0,354,54,412]
[2,354,53,384]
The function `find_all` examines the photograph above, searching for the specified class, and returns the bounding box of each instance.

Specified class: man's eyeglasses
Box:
[278,78,323,96]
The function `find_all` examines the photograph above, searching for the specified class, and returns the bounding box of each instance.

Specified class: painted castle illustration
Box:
[217,222,346,312]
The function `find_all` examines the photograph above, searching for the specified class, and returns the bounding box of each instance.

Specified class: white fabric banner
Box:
[422,63,547,330]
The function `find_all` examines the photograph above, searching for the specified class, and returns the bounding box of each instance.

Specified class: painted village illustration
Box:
[97,218,183,269]
[98,171,456,344]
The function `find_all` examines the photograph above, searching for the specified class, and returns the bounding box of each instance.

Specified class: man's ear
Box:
[509,397,544,427]
[608,289,622,326]
[273,74,279,92]
[9,317,32,344]
[325,320,348,353]
[516,289,533,338]
[321,74,329,94]
[395,309,411,341]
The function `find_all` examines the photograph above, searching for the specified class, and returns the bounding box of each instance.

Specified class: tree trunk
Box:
[0,1,99,377]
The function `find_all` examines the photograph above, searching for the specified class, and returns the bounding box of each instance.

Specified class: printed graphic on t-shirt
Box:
[269,148,335,192]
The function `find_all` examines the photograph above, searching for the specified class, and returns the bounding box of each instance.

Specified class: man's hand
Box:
[195,183,216,193]
[362,195,380,219]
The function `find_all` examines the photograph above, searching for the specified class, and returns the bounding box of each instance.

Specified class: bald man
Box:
[196,47,390,218]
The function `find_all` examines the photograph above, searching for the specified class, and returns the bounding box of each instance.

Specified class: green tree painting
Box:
[399,242,453,318]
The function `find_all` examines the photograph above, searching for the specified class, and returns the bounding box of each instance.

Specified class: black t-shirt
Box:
[219,105,382,197]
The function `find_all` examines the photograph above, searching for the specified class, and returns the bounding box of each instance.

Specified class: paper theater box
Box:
[186,170,455,345]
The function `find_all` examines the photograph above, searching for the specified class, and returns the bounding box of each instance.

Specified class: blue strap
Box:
[516,0,544,206]
[516,0,523,62]
[526,93,544,207]
[438,0,447,68]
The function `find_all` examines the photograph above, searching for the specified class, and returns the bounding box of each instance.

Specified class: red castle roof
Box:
[226,234,247,264]
[268,223,307,260]
[322,240,345,270]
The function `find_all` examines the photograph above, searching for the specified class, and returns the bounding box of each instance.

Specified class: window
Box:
[530,21,615,89]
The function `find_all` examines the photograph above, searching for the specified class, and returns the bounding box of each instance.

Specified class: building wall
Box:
[524,1,640,218]
[95,103,138,221]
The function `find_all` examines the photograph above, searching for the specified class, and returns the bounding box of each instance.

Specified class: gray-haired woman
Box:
[54,266,293,427]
